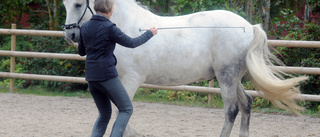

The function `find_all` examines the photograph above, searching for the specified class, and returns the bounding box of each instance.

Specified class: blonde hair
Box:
[94,0,114,13]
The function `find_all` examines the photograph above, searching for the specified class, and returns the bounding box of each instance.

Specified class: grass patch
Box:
[0,83,91,98]
[134,88,320,117]
[133,88,224,108]
[133,92,211,107]
[0,84,9,93]
[252,106,320,117]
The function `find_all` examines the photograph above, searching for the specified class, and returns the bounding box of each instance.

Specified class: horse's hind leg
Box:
[237,83,252,137]
[216,69,240,137]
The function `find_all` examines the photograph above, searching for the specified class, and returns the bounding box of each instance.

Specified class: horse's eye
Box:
[75,3,82,8]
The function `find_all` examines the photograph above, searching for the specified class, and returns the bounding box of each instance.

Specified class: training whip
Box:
[139,27,246,33]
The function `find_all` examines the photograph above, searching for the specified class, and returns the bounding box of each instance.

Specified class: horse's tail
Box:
[246,24,308,115]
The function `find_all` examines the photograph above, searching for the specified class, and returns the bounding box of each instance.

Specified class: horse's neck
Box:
[89,0,96,14]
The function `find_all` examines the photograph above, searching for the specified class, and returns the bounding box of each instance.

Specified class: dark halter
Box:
[63,0,94,30]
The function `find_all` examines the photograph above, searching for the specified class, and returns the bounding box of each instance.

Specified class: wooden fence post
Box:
[208,79,214,106]
[10,24,16,92]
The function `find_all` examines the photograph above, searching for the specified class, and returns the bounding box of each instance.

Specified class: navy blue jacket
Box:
[78,14,153,81]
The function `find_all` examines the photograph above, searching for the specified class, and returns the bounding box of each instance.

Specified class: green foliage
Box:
[300,58,320,111]
[151,90,208,103]
[241,74,254,90]
[269,8,320,111]
[0,0,66,30]
[0,60,29,88]
[309,0,320,14]
[27,0,66,30]
[0,36,86,91]
[1,0,69,91]
[269,9,300,39]
[252,97,271,108]
[0,0,33,28]
[272,21,320,67]
[170,0,226,14]
[134,80,223,108]
[138,0,246,17]
[19,37,86,91]
[0,82,91,98]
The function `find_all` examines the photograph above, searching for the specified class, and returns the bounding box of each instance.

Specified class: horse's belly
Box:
[144,62,214,86]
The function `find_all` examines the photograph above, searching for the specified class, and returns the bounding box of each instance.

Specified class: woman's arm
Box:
[109,25,154,48]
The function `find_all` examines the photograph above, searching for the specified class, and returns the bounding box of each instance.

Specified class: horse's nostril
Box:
[71,33,75,40]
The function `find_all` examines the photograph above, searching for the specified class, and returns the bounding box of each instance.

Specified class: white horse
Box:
[63,0,308,136]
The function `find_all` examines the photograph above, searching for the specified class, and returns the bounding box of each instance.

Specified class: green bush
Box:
[270,9,320,111]
[0,36,86,91]
[300,58,320,110]
[138,0,246,18]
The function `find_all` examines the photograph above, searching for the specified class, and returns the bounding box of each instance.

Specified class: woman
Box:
[78,0,157,136]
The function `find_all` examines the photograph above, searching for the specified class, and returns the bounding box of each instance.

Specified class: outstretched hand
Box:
[149,27,158,36]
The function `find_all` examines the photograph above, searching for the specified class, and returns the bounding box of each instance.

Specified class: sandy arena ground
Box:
[0,93,319,137]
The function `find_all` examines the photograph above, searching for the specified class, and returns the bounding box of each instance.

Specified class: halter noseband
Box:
[63,0,94,30]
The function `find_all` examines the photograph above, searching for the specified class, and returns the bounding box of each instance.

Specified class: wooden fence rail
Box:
[0,25,320,103]
[1,72,320,102]
[1,28,320,48]
[0,50,85,60]
[0,28,64,37]
[0,50,319,74]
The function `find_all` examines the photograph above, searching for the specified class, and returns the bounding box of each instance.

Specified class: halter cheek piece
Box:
[63,0,94,30]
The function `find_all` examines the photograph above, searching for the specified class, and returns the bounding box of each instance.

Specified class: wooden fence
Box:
[1,24,320,103]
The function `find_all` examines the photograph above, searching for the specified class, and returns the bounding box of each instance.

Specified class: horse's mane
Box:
[134,1,150,10]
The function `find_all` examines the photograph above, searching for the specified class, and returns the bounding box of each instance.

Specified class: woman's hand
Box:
[149,27,158,36]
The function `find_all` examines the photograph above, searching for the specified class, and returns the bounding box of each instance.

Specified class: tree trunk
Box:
[46,0,53,30]
[304,0,310,22]
[17,0,23,28]
[54,0,58,30]
[263,0,270,32]
[165,0,169,13]
[246,0,253,23]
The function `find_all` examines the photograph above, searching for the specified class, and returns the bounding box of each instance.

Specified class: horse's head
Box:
[63,0,94,42]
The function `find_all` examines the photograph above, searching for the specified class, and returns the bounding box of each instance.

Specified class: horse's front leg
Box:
[118,73,146,137]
